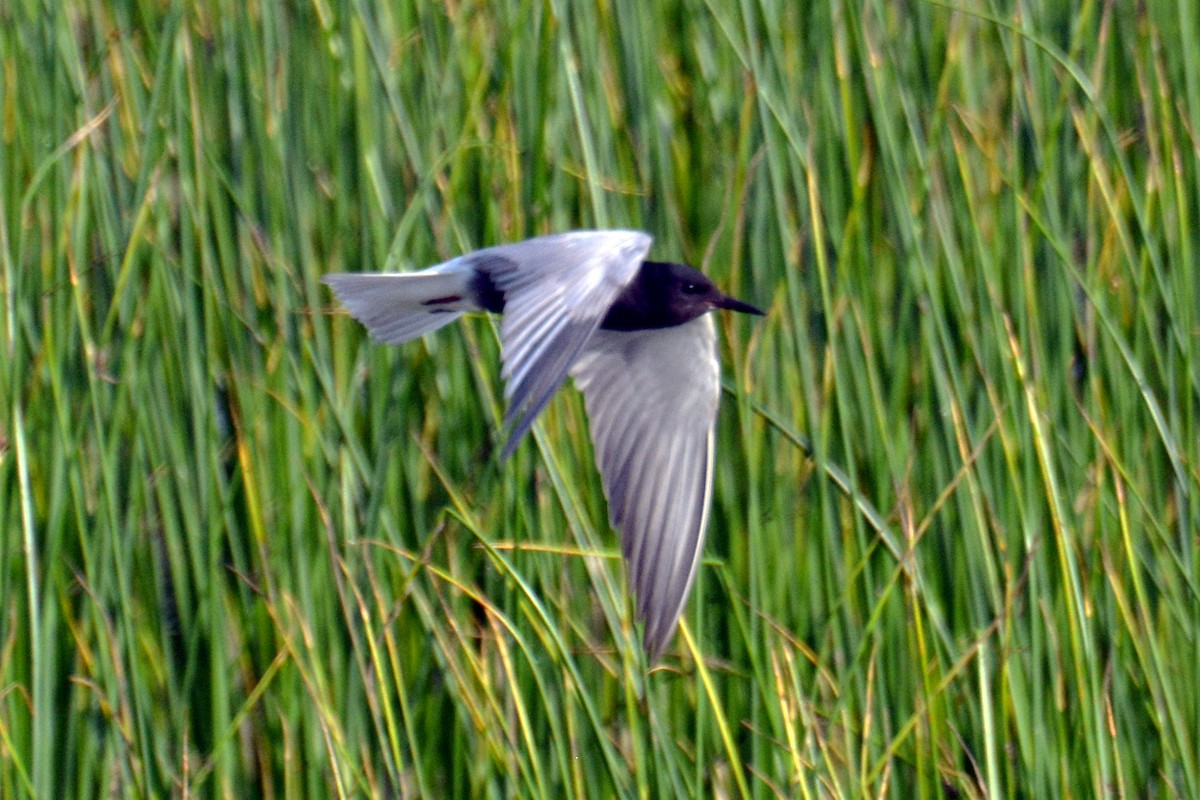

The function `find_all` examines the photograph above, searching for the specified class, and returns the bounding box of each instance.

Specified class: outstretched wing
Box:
[570,315,720,660]
[466,230,652,458]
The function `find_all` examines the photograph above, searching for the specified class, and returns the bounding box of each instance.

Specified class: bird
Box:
[323,230,764,660]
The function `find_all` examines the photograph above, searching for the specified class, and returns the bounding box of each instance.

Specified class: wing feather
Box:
[571,316,720,659]
[464,230,653,459]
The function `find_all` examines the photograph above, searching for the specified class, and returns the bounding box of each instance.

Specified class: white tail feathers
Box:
[323,265,478,344]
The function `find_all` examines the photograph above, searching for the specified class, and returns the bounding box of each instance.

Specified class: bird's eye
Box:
[682,282,705,295]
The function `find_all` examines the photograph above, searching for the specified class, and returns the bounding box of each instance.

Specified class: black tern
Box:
[324,230,763,660]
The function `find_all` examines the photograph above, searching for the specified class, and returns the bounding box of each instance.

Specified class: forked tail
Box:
[323,264,477,344]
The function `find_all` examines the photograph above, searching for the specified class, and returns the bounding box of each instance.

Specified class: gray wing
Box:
[466,230,652,459]
[570,315,720,660]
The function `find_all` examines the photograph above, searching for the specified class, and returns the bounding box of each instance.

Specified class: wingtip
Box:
[637,601,684,663]
[642,630,673,664]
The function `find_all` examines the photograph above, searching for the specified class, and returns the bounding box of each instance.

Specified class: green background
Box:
[2,0,1198,796]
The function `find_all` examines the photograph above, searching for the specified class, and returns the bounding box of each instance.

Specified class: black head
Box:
[601,261,765,331]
